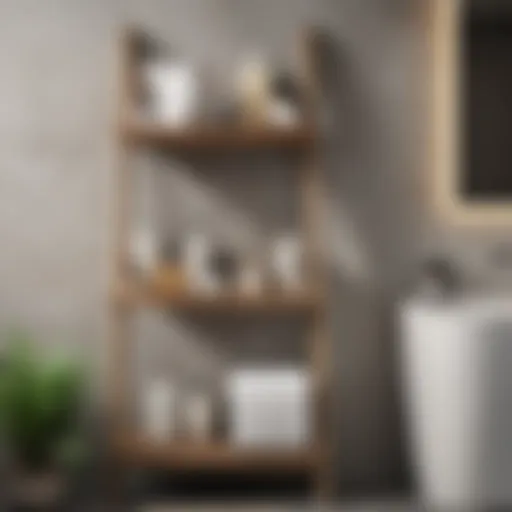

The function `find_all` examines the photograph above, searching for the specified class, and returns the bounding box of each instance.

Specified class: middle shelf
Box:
[113,279,322,315]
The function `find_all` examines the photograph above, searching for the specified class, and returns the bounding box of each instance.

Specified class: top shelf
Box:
[121,120,316,151]
[119,27,319,152]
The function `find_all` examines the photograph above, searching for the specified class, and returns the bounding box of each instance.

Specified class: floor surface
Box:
[142,500,415,511]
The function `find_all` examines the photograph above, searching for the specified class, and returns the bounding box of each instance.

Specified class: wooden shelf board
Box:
[114,433,319,472]
[121,121,316,150]
[114,281,321,314]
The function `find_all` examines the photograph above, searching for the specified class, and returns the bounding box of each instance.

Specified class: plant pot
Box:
[10,470,65,511]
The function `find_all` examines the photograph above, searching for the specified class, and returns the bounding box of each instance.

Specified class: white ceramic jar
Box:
[145,60,198,126]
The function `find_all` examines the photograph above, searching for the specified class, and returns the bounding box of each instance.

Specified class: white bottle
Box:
[130,224,157,276]
[142,379,176,443]
[271,234,304,292]
[183,392,213,442]
[236,54,271,124]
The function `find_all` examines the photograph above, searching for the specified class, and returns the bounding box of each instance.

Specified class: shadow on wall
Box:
[315,31,411,492]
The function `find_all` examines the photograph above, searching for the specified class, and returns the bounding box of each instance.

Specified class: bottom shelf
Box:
[114,433,319,473]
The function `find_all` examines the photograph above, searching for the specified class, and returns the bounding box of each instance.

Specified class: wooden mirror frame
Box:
[430,0,512,225]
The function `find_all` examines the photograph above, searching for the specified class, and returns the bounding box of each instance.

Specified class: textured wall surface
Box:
[0,0,426,494]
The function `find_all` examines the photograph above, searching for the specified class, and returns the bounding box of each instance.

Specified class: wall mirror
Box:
[432,0,512,223]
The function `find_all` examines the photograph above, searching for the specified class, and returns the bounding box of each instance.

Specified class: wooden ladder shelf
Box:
[109,26,332,500]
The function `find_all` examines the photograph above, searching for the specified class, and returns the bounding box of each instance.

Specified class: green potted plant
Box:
[0,332,88,510]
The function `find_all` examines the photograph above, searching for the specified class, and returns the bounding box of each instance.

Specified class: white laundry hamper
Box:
[400,298,512,511]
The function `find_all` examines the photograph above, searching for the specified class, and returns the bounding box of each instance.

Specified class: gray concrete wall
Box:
[0,0,428,494]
